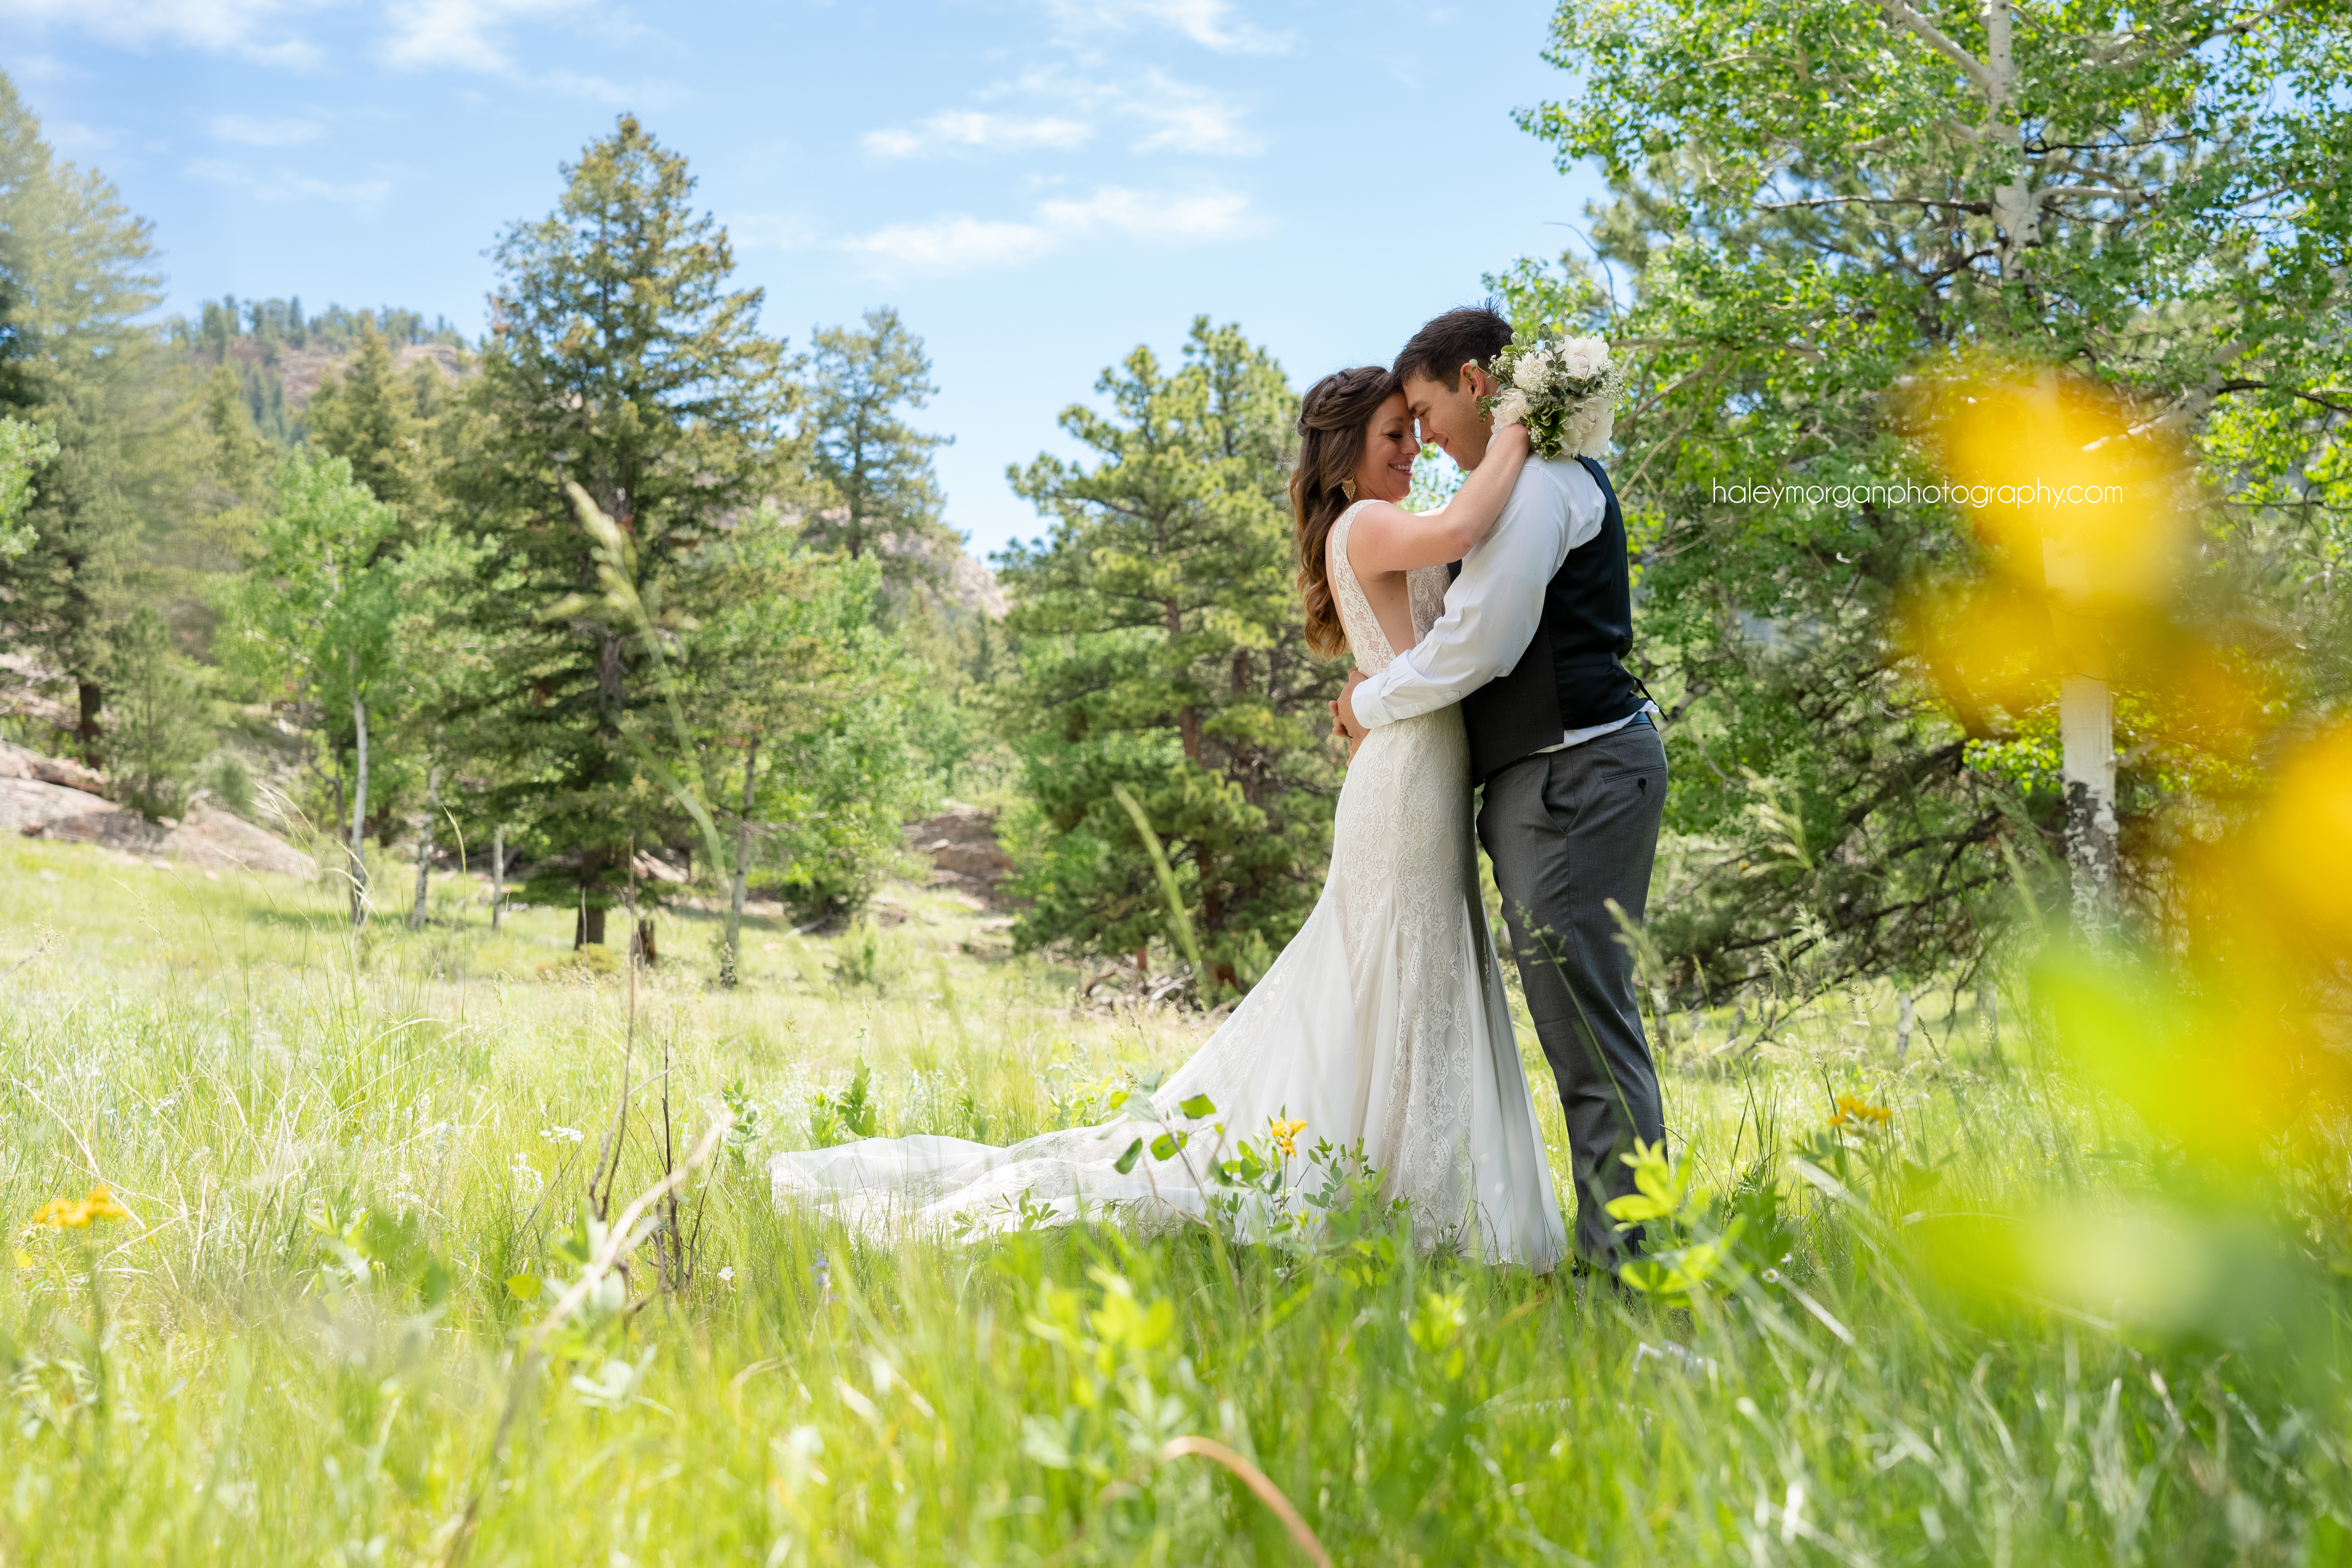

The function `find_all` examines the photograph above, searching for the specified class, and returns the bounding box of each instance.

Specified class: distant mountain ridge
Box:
[179,297,467,442]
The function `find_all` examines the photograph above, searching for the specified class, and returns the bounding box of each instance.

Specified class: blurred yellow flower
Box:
[1267,1117,1307,1158]
[2247,723,2352,957]
[1898,360,2211,732]
[1829,1094,1891,1130]
[29,1184,131,1232]
[1921,363,2194,610]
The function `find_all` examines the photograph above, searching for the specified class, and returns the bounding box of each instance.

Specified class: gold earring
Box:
[1341,477,1357,503]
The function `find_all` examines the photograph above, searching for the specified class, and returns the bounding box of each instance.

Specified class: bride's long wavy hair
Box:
[1292,366,1399,660]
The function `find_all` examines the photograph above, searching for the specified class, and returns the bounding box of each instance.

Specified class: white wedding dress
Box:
[771,504,1569,1269]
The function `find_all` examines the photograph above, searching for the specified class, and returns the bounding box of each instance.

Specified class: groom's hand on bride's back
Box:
[1333,670,1369,757]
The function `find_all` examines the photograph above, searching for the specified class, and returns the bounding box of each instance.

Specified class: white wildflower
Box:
[541,1125,585,1144]
[718,1266,736,1284]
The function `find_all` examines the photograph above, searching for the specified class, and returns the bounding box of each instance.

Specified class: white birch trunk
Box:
[409,760,439,931]
[348,692,370,930]
[722,739,757,989]
[2045,542,2120,941]
[2060,676,2119,938]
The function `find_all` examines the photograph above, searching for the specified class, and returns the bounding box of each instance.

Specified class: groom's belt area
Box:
[1463,641,1646,786]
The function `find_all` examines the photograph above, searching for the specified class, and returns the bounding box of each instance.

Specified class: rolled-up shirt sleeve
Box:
[1350,460,1602,730]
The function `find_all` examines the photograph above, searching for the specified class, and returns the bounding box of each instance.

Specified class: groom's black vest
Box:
[1454,455,1641,786]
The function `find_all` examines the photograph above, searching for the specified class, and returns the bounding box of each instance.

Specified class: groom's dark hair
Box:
[1394,302,1514,389]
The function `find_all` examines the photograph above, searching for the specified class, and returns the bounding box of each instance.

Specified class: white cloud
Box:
[995,65,1258,157]
[208,113,325,147]
[377,0,585,73]
[1125,70,1255,154]
[864,111,1094,160]
[0,0,327,66]
[189,157,392,205]
[1042,0,1292,54]
[845,183,1250,274]
[373,4,673,102]
[1040,184,1248,235]
[848,215,1064,272]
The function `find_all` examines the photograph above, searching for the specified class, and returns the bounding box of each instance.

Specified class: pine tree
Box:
[308,319,436,519]
[464,115,794,947]
[801,307,953,583]
[0,70,169,763]
[997,318,1340,995]
[106,606,209,820]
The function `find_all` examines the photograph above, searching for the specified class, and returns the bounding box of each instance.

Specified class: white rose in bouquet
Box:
[1556,336,1610,381]
[1481,332,1623,461]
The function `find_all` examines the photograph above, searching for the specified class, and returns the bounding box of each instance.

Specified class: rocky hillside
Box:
[0,739,315,878]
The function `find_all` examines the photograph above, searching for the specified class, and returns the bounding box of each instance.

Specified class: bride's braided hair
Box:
[1291,365,1399,660]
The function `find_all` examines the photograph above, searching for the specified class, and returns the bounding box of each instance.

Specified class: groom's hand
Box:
[1334,670,1369,745]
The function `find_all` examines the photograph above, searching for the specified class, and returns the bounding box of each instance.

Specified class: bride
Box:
[772,367,1568,1270]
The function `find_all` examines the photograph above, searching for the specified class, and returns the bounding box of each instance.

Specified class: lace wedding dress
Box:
[771,504,1568,1269]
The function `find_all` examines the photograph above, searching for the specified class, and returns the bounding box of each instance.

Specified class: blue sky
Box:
[6,0,1604,559]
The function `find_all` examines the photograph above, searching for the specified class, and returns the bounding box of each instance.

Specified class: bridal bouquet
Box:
[1481,334,1622,460]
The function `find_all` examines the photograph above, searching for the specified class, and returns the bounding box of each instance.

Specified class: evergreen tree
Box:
[308,319,441,520]
[801,306,953,581]
[464,115,794,947]
[997,318,1340,995]
[198,365,275,504]
[106,606,209,820]
[0,69,171,763]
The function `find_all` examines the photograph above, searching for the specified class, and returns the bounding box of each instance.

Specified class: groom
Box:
[1337,304,1669,1268]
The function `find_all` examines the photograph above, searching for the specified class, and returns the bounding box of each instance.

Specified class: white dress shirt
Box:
[1352,456,1653,745]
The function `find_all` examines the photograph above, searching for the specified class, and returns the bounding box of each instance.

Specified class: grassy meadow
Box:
[2,831,2347,1566]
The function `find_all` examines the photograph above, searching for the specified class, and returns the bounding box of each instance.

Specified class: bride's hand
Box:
[1488,420,1533,463]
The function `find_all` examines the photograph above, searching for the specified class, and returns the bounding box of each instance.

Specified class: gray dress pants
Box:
[1476,718,1669,1265]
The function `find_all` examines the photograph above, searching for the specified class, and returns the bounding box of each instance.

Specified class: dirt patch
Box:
[906,801,1015,906]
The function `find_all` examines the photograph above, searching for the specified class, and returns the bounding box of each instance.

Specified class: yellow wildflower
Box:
[28,1184,131,1232]
[1268,1117,1307,1159]
[1829,1094,1892,1129]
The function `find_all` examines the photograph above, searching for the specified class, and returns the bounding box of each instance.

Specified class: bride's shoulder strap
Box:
[1328,498,1372,569]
